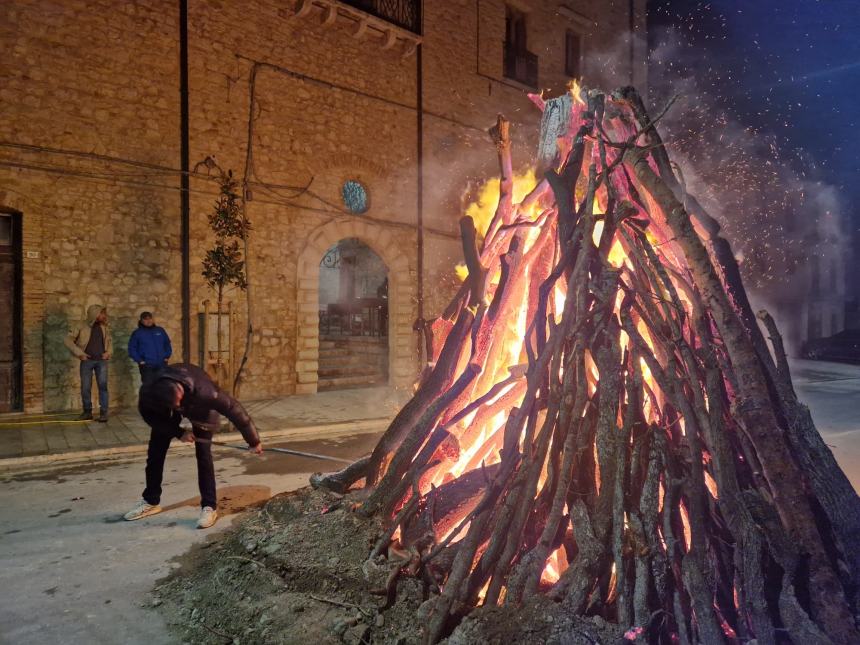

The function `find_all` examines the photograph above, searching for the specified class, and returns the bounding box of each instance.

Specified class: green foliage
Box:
[202,170,250,294]
[202,240,247,291]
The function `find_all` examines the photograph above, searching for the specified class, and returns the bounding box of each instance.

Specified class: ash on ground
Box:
[153,487,624,644]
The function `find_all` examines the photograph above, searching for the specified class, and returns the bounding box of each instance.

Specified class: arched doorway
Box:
[294,219,415,394]
[317,238,389,390]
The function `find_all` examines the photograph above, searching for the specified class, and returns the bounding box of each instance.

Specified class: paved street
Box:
[0,360,857,644]
[0,431,381,645]
[790,359,860,490]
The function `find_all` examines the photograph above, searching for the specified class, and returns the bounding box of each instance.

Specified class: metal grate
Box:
[340,0,421,34]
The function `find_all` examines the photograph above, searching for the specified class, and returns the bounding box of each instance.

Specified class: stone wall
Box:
[0,0,645,411]
[0,0,182,411]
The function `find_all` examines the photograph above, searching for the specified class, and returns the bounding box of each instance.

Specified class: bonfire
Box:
[313,85,860,644]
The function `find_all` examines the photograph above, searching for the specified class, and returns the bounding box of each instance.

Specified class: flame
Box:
[412,93,712,610]
[704,471,719,499]
[455,169,539,280]
[607,562,618,602]
[477,579,491,603]
[345,85,794,643]
[568,78,586,106]
[679,502,692,551]
[553,282,567,322]
[466,169,538,237]
[541,545,568,584]
[592,220,627,268]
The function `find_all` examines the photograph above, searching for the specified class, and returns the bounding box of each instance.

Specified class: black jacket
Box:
[139,363,260,446]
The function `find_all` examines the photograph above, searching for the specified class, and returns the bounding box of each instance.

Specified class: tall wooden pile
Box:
[314,86,860,644]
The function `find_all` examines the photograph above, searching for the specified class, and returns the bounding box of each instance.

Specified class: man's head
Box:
[145,379,184,411]
[139,311,154,327]
[87,304,107,325]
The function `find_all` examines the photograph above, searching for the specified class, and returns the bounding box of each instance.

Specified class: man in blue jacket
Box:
[128,311,172,385]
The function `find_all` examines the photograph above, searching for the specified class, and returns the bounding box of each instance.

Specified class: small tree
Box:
[202,170,250,383]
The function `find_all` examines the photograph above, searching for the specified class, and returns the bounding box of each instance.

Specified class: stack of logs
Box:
[313,86,860,644]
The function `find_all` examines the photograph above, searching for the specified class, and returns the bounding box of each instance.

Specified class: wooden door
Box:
[0,211,22,412]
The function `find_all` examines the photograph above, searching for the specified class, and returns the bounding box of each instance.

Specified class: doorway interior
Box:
[0,209,23,412]
[317,238,388,391]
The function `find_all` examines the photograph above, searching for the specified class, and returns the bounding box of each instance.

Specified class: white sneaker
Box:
[197,506,218,529]
[124,500,162,521]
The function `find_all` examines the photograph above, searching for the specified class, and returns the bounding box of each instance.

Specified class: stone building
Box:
[0,0,646,413]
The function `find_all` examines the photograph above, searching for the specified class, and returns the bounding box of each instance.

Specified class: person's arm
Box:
[162,329,172,362]
[101,325,112,360]
[128,330,141,363]
[209,391,261,448]
[64,328,87,360]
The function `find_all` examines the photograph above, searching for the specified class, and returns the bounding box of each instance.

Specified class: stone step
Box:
[318,346,350,358]
[319,356,388,370]
[319,345,385,356]
[320,336,387,348]
[318,352,386,365]
[320,348,387,357]
[316,335,389,390]
[317,365,385,379]
[318,374,387,391]
[319,347,388,359]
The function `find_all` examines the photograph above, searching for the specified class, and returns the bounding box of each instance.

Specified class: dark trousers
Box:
[141,415,217,509]
[80,359,108,413]
[138,363,164,386]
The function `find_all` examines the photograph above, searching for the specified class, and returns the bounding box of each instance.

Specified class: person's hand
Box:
[180,430,195,444]
[139,361,146,365]
[249,442,263,455]
[78,354,89,361]
[101,353,110,359]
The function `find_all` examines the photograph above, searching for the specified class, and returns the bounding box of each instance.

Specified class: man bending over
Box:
[124,363,263,528]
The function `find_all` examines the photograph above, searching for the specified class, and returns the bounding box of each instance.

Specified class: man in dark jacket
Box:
[123,363,263,528]
[127,311,172,385]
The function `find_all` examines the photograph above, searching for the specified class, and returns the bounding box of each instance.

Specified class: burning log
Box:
[317,85,860,644]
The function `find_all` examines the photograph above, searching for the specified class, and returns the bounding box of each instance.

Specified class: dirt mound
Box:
[154,487,625,644]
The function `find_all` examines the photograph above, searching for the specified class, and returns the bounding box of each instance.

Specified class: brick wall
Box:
[0,0,645,411]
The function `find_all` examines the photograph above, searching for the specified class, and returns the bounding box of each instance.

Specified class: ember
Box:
[313,85,860,644]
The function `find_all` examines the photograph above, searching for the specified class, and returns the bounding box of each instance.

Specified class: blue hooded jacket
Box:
[128,324,173,365]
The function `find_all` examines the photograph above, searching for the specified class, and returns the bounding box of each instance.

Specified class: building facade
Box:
[0,0,646,412]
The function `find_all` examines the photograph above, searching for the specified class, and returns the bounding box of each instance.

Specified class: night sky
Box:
[647,0,860,259]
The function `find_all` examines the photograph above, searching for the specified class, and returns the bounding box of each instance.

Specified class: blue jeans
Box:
[80,359,108,414]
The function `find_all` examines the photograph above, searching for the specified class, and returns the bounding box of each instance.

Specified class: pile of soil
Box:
[154,487,625,644]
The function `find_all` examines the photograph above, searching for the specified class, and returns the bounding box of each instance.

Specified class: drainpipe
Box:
[179,0,191,362]
[416,41,425,359]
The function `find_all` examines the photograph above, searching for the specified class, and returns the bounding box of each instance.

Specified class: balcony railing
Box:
[340,0,421,34]
[504,45,539,88]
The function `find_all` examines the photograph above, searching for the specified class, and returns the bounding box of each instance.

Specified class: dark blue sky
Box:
[648,0,860,233]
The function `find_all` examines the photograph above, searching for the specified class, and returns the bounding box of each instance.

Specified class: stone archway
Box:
[295,220,415,394]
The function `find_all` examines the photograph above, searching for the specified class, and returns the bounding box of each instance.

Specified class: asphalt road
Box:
[790,358,860,490]
[0,431,380,645]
